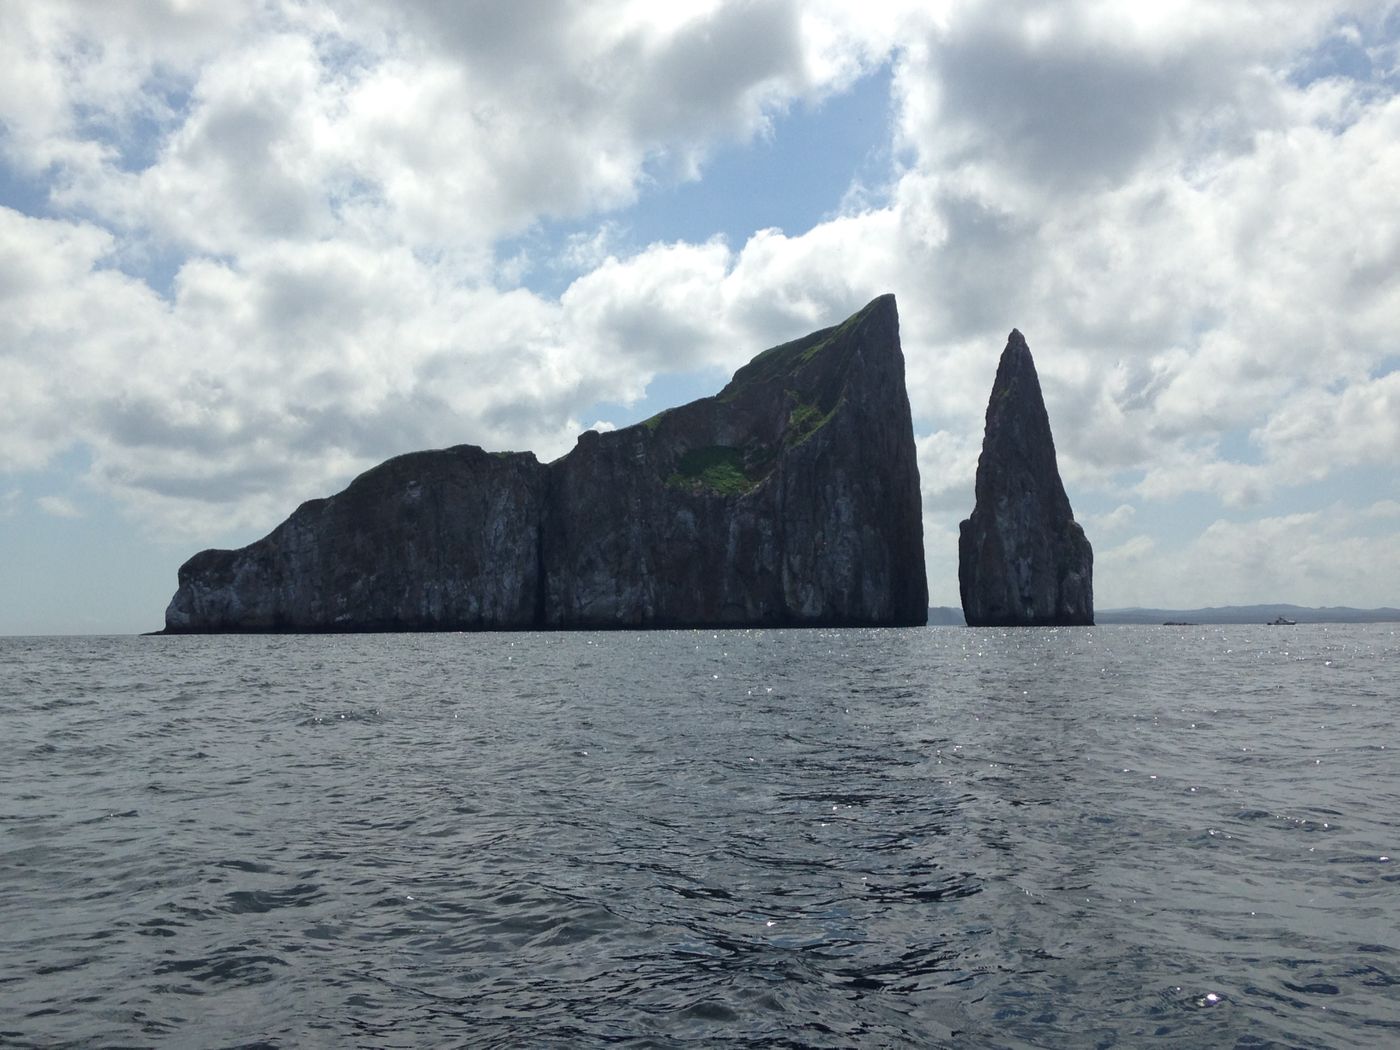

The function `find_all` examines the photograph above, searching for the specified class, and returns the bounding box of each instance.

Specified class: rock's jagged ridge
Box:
[958,329,1093,627]
[164,294,928,632]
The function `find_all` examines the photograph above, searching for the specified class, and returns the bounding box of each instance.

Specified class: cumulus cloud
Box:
[1100,507,1400,609]
[16,1,898,257]
[1,0,1398,609]
[915,429,979,513]
[1253,368,1400,479]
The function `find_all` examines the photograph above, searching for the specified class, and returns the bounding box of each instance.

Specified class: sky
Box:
[2,0,1399,634]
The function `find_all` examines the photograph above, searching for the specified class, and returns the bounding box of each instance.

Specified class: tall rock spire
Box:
[958,329,1094,626]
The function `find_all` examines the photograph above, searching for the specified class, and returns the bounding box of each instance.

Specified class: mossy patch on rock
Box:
[785,398,839,446]
[666,445,756,494]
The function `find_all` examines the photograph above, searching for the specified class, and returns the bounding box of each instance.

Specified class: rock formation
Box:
[958,330,1093,626]
[164,294,928,632]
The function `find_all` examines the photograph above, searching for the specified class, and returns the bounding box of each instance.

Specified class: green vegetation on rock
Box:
[785,399,839,446]
[666,445,755,494]
[788,401,822,431]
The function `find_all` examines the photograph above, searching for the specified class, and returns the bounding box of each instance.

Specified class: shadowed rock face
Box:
[164,446,548,632]
[958,329,1093,627]
[164,294,928,632]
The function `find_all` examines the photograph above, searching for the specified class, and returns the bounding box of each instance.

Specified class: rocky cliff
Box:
[958,330,1093,627]
[164,294,928,632]
[164,446,547,632]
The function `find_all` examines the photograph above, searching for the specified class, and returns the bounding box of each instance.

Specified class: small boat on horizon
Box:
[1267,616,1297,626]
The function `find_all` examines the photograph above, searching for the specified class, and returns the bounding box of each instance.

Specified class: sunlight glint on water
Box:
[1,625,1397,1047]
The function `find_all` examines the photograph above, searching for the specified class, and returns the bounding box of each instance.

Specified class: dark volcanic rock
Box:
[958,330,1093,627]
[164,446,546,631]
[164,294,928,632]
[544,294,927,627]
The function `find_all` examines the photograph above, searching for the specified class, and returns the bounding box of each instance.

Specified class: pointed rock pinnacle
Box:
[958,330,1094,626]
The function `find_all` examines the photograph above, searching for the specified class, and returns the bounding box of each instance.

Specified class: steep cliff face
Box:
[958,330,1094,627]
[163,294,928,632]
[545,293,927,626]
[164,446,547,632]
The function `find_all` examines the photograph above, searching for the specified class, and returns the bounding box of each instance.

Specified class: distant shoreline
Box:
[929,604,1400,626]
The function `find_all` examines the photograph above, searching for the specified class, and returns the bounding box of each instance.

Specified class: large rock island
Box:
[958,329,1093,626]
[164,294,928,632]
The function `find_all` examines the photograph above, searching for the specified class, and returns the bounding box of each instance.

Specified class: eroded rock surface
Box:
[958,330,1094,627]
[164,295,928,632]
[164,446,546,632]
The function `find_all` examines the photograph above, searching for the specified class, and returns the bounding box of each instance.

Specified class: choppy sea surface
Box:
[2,625,1397,1049]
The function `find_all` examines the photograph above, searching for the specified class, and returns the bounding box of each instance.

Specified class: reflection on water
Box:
[1,625,1397,1047]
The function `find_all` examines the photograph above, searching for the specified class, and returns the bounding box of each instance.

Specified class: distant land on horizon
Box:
[928,605,1400,626]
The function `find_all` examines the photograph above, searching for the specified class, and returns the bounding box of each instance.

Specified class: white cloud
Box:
[1085,504,1137,535]
[1253,368,1400,480]
[1100,507,1400,609]
[18,1,904,259]
[1095,534,1159,606]
[1,0,1398,613]
[1361,499,1400,522]
[0,3,254,173]
[36,495,82,519]
[915,429,979,512]
[1132,368,1400,506]
[893,1,1365,198]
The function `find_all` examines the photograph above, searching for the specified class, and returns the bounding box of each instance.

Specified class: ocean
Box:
[1,625,1396,1048]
